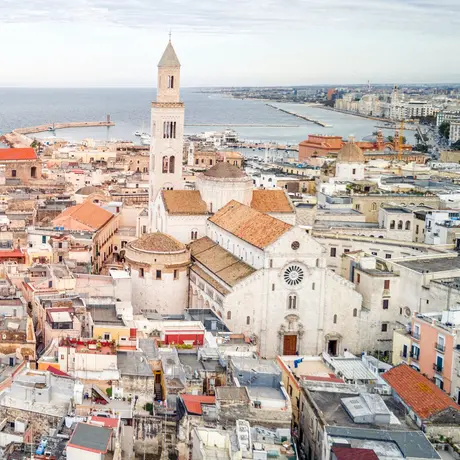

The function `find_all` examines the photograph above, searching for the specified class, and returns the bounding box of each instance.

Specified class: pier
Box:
[186,123,299,128]
[1,119,115,148]
[266,104,331,128]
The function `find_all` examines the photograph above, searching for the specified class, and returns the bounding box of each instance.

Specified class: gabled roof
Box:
[382,364,460,420]
[53,200,114,231]
[208,200,292,249]
[158,40,181,67]
[251,190,294,214]
[181,394,216,415]
[189,237,255,289]
[0,148,37,161]
[162,190,207,215]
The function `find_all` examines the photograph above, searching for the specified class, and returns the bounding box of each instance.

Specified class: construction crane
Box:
[397,119,405,162]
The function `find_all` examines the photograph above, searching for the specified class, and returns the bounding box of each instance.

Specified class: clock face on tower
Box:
[283,265,304,286]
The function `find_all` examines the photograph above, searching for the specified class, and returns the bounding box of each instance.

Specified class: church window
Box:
[139,268,144,278]
[352,168,356,175]
[288,294,297,310]
[156,270,162,280]
[312,282,315,290]
[272,284,275,291]
[31,166,37,178]
[284,265,304,287]
[169,156,175,173]
[162,156,169,173]
[174,270,178,280]
[227,311,231,320]
[269,259,273,268]
[11,170,16,178]
[390,220,395,229]
[168,75,174,89]
[353,308,357,317]
[191,230,198,240]
[195,159,199,165]
[246,316,250,325]
[397,220,403,230]
[405,221,411,230]
[209,159,213,166]
[291,241,300,250]
[330,247,337,257]
[333,314,337,324]
[371,202,377,211]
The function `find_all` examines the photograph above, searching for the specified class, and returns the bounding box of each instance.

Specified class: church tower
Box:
[149,38,184,230]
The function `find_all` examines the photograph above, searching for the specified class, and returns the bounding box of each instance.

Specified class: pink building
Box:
[404,310,460,395]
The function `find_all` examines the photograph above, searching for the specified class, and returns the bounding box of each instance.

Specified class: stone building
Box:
[125,232,190,315]
[0,148,41,185]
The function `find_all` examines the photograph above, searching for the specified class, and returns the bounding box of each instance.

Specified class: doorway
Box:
[328,340,338,356]
[283,335,297,355]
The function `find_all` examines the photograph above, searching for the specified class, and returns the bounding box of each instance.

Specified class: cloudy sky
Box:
[1,0,459,87]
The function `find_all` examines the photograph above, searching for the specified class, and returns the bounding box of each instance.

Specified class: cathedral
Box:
[129,39,364,359]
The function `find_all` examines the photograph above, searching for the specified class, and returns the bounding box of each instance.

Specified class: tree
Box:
[414,144,429,153]
[439,121,451,140]
[387,136,394,143]
[451,140,460,150]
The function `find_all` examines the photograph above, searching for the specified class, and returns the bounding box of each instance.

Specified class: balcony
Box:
[411,331,421,341]
[410,351,420,361]
[434,342,445,353]
[433,363,443,374]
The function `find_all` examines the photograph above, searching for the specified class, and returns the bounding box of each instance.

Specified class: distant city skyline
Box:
[1,0,459,87]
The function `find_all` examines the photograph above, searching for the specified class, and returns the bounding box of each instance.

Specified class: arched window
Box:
[168,75,174,89]
[397,220,403,230]
[390,220,395,229]
[169,156,175,174]
[405,221,411,230]
[288,294,297,310]
[162,156,169,173]
[353,308,357,317]
[333,314,337,324]
[371,202,377,211]
[246,316,250,325]
[191,230,198,240]
[227,311,231,320]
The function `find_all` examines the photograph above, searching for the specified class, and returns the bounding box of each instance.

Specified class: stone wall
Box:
[3,161,42,185]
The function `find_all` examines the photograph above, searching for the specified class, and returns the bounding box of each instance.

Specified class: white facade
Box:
[450,122,460,144]
[425,210,460,245]
[148,40,185,230]
[378,207,414,242]
[191,222,363,359]
[335,162,365,181]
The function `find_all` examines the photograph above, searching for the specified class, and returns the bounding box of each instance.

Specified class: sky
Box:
[0,0,459,87]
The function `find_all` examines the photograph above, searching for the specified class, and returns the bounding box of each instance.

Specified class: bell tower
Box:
[148,38,184,230]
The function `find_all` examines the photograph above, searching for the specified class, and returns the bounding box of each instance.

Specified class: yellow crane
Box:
[397,119,405,162]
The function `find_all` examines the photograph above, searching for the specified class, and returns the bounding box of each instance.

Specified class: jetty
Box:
[186,123,299,128]
[2,118,115,148]
[266,104,331,128]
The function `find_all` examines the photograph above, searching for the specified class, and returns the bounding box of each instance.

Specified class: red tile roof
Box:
[181,394,216,415]
[301,374,344,383]
[209,200,292,249]
[88,416,119,428]
[53,200,114,231]
[251,190,294,213]
[0,249,24,259]
[382,364,460,419]
[332,447,379,460]
[0,148,37,161]
[47,366,71,378]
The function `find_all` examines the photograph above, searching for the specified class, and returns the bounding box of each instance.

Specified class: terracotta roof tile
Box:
[203,163,245,179]
[382,364,460,419]
[0,148,37,161]
[209,200,292,249]
[251,190,294,213]
[180,394,216,415]
[162,190,207,215]
[189,237,256,288]
[53,201,114,231]
[129,232,186,253]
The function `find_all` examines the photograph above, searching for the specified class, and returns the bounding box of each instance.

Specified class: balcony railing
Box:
[434,342,445,353]
[412,332,421,340]
[410,351,420,361]
[433,363,443,373]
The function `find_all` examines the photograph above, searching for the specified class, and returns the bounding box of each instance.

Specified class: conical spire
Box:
[158,39,181,68]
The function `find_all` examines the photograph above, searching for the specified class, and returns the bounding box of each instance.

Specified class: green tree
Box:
[414,144,429,153]
[451,140,460,150]
[439,121,451,139]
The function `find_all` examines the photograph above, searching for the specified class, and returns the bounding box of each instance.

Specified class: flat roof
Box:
[68,422,112,454]
[397,257,460,273]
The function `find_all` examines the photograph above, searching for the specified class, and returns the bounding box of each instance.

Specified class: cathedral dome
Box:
[337,142,365,163]
[128,232,186,254]
[203,162,246,179]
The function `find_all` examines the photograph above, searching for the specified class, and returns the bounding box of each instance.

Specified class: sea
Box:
[0,88,415,153]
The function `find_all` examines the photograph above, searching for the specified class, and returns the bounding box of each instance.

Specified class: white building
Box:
[148,39,185,230]
[450,121,460,144]
[425,209,460,245]
[189,200,363,358]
